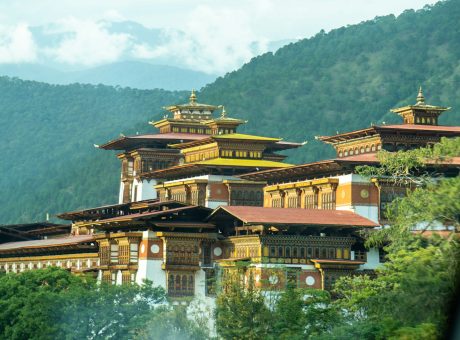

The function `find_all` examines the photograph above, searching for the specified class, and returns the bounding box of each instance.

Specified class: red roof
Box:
[210,206,379,227]
[380,124,460,132]
[0,235,95,251]
[99,132,209,150]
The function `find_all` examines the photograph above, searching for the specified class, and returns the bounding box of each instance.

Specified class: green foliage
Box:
[201,0,460,166]
[0,267,167,339]
[136,305,212,340]
[215,267,339,340]
[215,270,271,339]
[0,78,186,224]
[3,0,460,224]
[330,137,460,339]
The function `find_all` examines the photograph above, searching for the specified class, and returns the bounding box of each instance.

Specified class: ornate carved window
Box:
[168,272,195,297]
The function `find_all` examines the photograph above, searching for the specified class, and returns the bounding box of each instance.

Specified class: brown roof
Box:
[319,124,460,144]
[0,235,95,252]
[98,132,209,150]
[209,206,379,227]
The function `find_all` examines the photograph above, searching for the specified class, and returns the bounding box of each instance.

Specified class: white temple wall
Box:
[358,247,381,270]
[132,178,158,202]
[118,181,124,204]
[336,205,379,224]
[194,269,207,297]
[136,259,166,288]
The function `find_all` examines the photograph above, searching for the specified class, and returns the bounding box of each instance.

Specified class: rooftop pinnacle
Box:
[416,86,425,105]
[190,90,197,105]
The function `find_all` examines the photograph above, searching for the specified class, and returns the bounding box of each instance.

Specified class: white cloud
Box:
[131,5,270,74]
[44,18,132,66]
[0,24,37,63]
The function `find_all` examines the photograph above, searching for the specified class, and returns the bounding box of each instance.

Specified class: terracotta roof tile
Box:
[0,235,95,251]
[211,206,379,227]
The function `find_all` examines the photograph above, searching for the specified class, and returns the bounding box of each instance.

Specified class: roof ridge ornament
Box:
[221,105,227,118]
[189,89,197,105]
[416,86,425,105]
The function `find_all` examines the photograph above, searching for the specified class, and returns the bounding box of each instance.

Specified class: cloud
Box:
[44,18,132,66]
[131,5,270,74]
[0,24,37,63]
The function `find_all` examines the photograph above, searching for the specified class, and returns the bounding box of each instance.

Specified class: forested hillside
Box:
[201,0,460,163]
[0,79,185,223]
[2,0,460,224]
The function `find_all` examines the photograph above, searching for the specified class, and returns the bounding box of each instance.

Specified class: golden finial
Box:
[190,89,197,104]
[221,105,227,118]
[416,86,425,105]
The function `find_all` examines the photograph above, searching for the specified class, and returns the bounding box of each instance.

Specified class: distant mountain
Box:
[2,0,460,224]
[0,20,294,90]
[0,61,217,90]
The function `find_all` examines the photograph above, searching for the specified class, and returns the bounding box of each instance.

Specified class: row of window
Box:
[172,127,212,134]
[0,259,99,272]
[415,116,436,125]
[270,192,335,210]
[100,243,139,266]
[267,245,351,260]
[338,144,381,158]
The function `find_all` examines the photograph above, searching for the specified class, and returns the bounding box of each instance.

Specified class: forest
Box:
[1,138,458,339]
[1,0,460,223]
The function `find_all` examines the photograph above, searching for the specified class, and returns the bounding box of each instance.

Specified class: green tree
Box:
[0,267,167,339]
[215,267,271,339]
[329,137,460,338]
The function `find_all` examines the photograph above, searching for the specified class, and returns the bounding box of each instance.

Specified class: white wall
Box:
[336,205,379,224]
[118,182,124,204]
[131,178,158,202]
[194,269,207,297]
[205,200,228,209]
[137,259,166,288]
[358,247,381,270]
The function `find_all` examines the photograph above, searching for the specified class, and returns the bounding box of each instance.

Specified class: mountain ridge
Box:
[1,0,460,224]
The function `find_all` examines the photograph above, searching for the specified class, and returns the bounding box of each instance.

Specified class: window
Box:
[285,247,291,258]
[343,248,350,259]
[300,247,306,258]
[278,246,284,257]
[270,246,276,257]
[110,243,119,264]
[336,248,343,259]
[167,273,195,297]
[130,243,138,263]
[305,194,317,209]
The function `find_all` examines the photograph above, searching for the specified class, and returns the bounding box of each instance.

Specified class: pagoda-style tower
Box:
[99,91,299,204]
[319,88,458,157]
[390,87,450,125]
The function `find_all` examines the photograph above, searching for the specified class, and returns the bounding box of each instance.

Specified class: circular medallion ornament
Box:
[151,244,160,254]
[213,247,222,256]
[269,275,279,285]
[360,189,369,199]
[306,276,316,286]
[140,244,145,254]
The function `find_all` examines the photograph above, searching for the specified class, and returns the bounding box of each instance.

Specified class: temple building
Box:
[0,89,458,298]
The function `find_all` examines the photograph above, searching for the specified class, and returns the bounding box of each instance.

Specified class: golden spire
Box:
[221,105,227,118]
[190,89,197,105]
[416,86,425,105]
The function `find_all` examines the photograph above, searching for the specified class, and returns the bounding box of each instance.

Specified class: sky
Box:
[0,0,437,74]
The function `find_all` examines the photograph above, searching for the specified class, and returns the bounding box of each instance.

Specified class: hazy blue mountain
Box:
[0,61,217,90]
